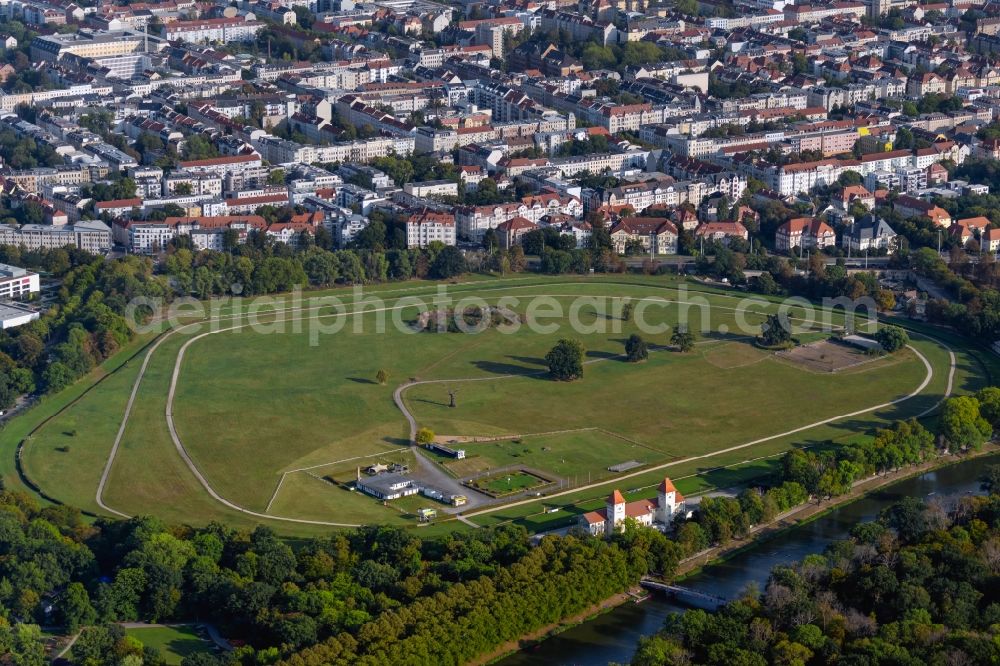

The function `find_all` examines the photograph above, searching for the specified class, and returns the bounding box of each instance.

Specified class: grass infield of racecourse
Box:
[9,274,986,536]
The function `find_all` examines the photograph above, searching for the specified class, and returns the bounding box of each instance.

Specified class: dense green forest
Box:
[632,485,1000,666]
[0,248,161,408]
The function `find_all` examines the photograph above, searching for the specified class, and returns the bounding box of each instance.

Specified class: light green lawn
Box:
[0,331,159,498]
[406,343,923,473]
[124,626,212,665]
[19,359,145,513]
[435,429,660,482]
[465,335,974,531]
[265,473,400,525]
[475,470,549,495]
[169,285,853,511]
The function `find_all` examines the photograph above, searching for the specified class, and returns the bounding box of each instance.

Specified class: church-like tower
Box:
[606,489,625,535]
[657,477,678,524]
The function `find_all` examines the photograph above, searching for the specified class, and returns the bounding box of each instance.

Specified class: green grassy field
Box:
[406,340,921,464]
[436,429,659,482]
[7,274,971,535]
[19,358,146,514]
[470,470,551,496]
[124,626,213,665]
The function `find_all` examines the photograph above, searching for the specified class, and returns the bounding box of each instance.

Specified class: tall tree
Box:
[429,246,467,279]
[625,334,648,362]
[671,327,696,352]
[939,396,991,451]
[875,325,908,353]
[976,387,1000,428]
[759,313,791,347]
[546,339,585,381]
[622,301,635,322]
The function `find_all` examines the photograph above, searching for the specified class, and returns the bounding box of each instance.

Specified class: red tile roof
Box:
[96,198,142,209]
[496,216,536,231]
[957,216,990,231]
[625,499,657,518]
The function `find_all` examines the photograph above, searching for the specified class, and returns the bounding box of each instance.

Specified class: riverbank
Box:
[484,445,998,666]
[474,591,634,666]
[673,444,997,579]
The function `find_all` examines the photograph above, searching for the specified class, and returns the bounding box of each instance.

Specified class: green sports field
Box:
[469,470,552,496]
[6,274,984,535]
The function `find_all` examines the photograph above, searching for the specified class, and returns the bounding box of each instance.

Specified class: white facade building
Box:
[0,302,39,330]
[0,263,40,300]
[163,16,264,43]
[0,221,112,253]
[406,212,457,248]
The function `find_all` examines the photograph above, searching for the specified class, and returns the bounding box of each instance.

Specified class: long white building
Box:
[163,16,264,43]
[0,221,112,253]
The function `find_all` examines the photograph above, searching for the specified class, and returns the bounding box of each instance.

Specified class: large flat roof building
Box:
[0,220,112,253]
[31,31,147,63]
[0,263,40,301]
[0,302,40,330]
[356,473,419,500]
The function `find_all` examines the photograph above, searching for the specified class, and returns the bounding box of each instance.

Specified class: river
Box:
[496,453,1000,666]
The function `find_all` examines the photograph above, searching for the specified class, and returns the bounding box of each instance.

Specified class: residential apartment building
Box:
[775,217,837,252]
[455,194,583,241]
[403,181,459,199]
[843,217,898,252]
[894,195,952,227]
[549,150,649,178]
[6,166,94,192]
[31,31,147,63]
[753,147,957,196]
[178,154,263,176]
[115,215,268,253]
[405,211,457,248]
[163,17,264,43]
[609,218,679,255]
[254,135,414,165]
[495,217,537,250]
[694,220,749,245]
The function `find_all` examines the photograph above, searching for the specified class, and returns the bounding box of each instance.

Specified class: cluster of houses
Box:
[771,177,1000,254]
[0,0,1000,267]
